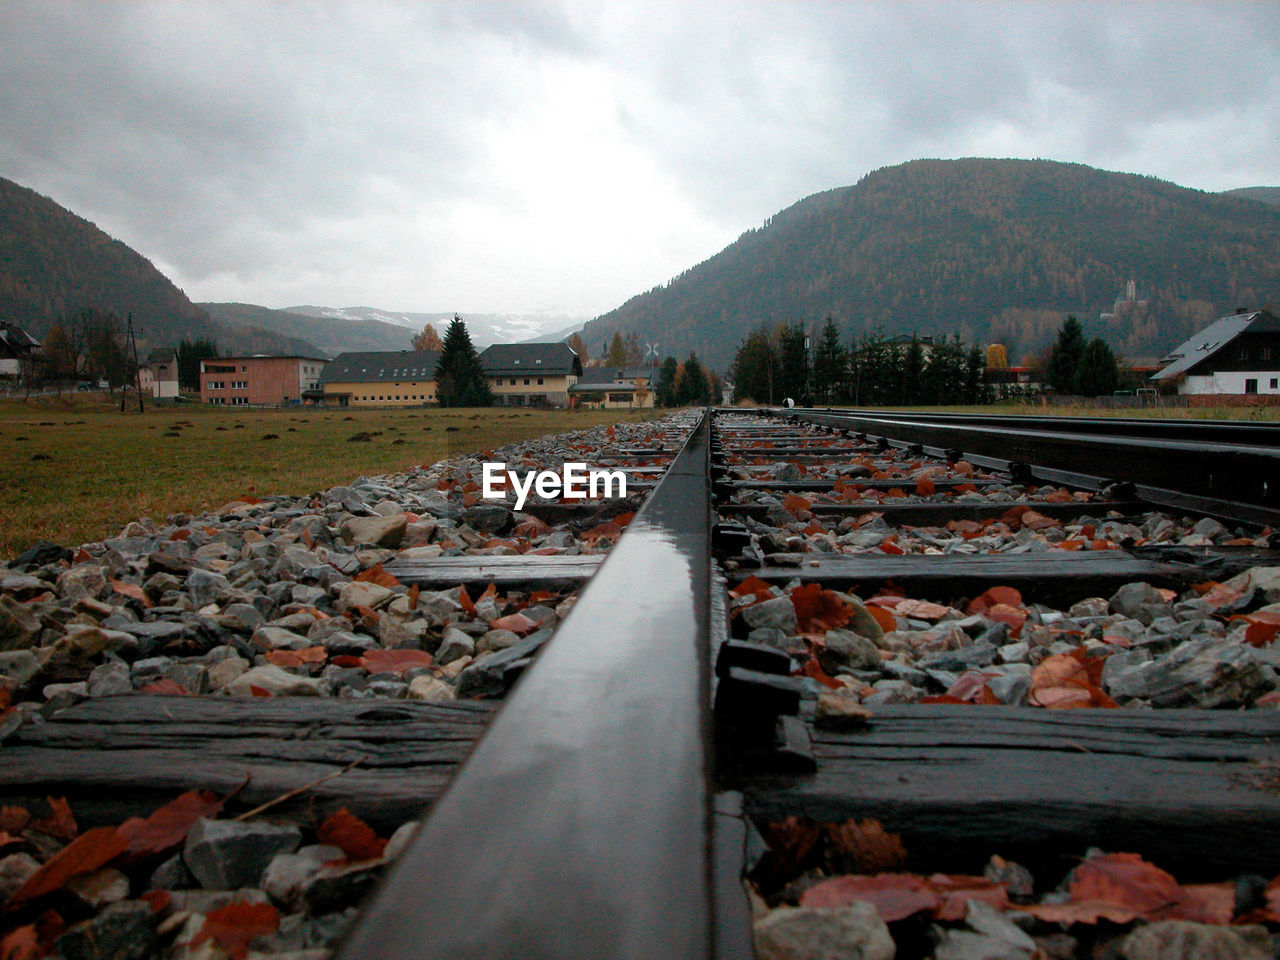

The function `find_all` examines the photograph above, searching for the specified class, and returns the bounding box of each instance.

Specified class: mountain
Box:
[582,159,1280,370]
[1224,187,1280,208]
[201,302,415,356]
[285,305,586,348]
[0,175,320,358]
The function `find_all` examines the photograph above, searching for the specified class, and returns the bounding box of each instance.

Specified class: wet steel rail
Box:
[338,407,1280,959]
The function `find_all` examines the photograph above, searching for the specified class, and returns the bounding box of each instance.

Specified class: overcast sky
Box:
[2,1,1277,319]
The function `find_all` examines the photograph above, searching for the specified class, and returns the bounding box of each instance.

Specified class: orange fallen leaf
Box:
[354,563,401,588]
[190,901,280,960]
[0,805,31,833]
[317,808,387,862]
[894,599,951,621]
[359,649,435,675]
[490,612,539,634]
[791,583,854,633]
[731,576,774,602]
[865,605,897,633]
[801,656,842,689]
[31,797,77,841]
[967,586,1022,614]
[265,646,327,667]
[0,926,40,960]
[827,819,907,873]
[928,873,1009,920]
[116,789,225,864]
[800,873,937,921]
[11,827,127,903]
[111,580,152,608]
[136,678,190,695]
[783,493,812,518]
[915,475,936,496]
[878,537,905,555]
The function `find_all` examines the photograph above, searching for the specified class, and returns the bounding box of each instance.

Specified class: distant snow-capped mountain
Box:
[285,305,585,347]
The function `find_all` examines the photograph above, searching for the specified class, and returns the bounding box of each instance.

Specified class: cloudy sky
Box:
[1,1,1277,321]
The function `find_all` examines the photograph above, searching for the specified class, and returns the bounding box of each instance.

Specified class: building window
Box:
[537,378,544,385]
[609,392,632,403]
[1272,379,1278,389]
[1262,347,1272,361]
[1245,378,1258,394]
[524,378,530,385]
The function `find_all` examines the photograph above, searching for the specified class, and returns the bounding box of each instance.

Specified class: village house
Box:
[138,348,180,399]
[1151,309,1280,403]
[200,355,328,406]
[481,343,582,408]
[0,320,42,379]
[314,350,441,407]
[568,366,655,409]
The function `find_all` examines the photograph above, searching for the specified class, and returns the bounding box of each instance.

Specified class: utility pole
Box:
[122,313,144,413]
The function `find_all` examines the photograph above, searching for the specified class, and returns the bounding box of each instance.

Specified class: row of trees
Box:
[732,319,990,406]
[1044,316,1121,396]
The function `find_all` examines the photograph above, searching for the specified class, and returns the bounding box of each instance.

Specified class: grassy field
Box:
[0,396,659,562]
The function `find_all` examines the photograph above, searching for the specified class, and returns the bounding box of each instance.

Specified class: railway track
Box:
[4,408,1280,958]
[338,408,1280,959]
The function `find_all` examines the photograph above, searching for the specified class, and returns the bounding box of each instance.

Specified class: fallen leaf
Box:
[802,656,842,689]
[826,819,907,873]
[136,678,190,695]
[490,612,539,634]
[111,580,152,608]
[878,537,905,555]
[31,797,77,841]
[865,605,897,633]
[0,805,31,833]
[928,873,1010,920]
[1029,648,1116,709]
[317,808,387,862]
[11,827,127,903]
[1245,620,1280,647]
[800,873,937,921]
[894,599,952,621]
[0,926,40,960]
[1069,852,1181,916]
[190,901,280,960]
[967,586,1023,614]
[141,889,172,914]
[457,585,476,617]
[265,647,328,667]
[915,475,936,496]
[783,493,812,518]
[791,583,854,633]
[354,563,401,588]
[359,649,435,675]
[116,790,225,864]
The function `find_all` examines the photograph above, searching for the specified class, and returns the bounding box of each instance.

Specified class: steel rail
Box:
[336,411,731,960]
[795,406,1280,447]
[787,409,1280,513]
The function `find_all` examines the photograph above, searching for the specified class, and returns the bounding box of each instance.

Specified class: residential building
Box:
[481,343,582,407]
[0,321,41,377]
[201,355,328,406]
[139,349,180,399]
[314,351,441,406]
[1151,309,1280,402]
[568,366,655,409]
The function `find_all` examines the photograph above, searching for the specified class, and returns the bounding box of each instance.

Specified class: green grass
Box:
[0,395,660,562]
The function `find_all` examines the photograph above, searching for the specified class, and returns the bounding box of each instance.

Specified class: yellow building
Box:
[568,366,656,409]
[481,343,582,408]
[316,350,441,406]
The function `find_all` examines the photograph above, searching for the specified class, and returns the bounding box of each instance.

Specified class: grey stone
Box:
[455,630,551,698]
[187,568,231,606]
[263,844,345,907]
[742,595,798,634]
[1105,636,1269,707]
[224,665,327,697]
[88,661,133,698]
[935,928,1034,960]
[148,851,196,890]
[0,852,39,902]
[435,626,475,664]
[167,887,272,914]
[183,817,303,890]
[863,679,922,705]
[1109,582,1173,624]
[817,629,882,673]
[301,859,386,915]
[0,649,40,685]
[407,675,456,701]
[253,625,313,650]
[1120,920,1270,960]
[0,594,41,650]
[54,900,156,960]
[340,514,408,548]
[986,664,1032,705]
[338,580,395,611]
[753,901,894,960]
[462,504,513,535]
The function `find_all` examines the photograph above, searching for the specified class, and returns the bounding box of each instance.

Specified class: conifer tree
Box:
[811,317,848,404]
[675,352,712,405]
[1072,338,1120,396]
[1047,315,1086,393]
[654,356,679,406]
[731,326,779,404]
[434,315,492,407]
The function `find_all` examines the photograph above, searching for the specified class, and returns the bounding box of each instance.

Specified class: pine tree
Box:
[1072,338,1120,396]
[777,322,809,403]
[1047,315,1086,393]
[901,338,926,405]
[654,356,679,406]
[434,315,492,407]
[176,338,218,391]
[731,326,779,404]
[811,317,848,404]
[675,352,712,405]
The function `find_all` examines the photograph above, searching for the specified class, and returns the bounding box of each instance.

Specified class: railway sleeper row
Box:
[3,408,1280,958]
